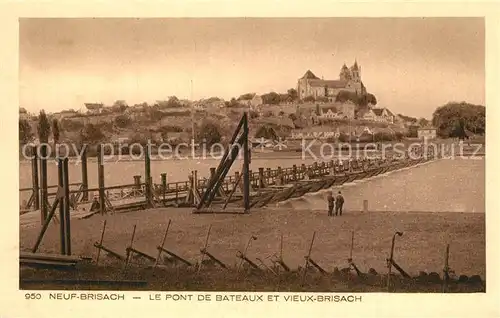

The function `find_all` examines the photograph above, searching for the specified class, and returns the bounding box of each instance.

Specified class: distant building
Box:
[297,61,367,101]
[357,108,377,121]
[371,108,395,124]
[417,126,438,140]
[319,105,338,119]
[84,103,104,115]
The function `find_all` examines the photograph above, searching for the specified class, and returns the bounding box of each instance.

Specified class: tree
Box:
[432,102,485,137]
[37,110,51,143]
[79,123,105,145]
[261,92,281,105]
[114,114,132,128]
[19,119,33,144]
[52,118,61,144]
[255,125,278,140]
[113,100,128,108]
[197,120,222,146]
[417,117,430,127]
[238,93,255,100]
[287,88,298,101]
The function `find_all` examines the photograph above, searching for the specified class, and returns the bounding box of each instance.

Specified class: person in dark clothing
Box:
[335,191,344,216]
[327,192,335,216]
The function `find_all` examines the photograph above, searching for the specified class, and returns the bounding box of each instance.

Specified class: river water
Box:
[278,158,485,213]
[19,155,484,213]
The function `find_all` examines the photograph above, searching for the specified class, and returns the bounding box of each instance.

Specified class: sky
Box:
[19,18,485,118]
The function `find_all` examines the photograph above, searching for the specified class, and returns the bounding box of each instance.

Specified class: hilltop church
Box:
[297,61,366,101]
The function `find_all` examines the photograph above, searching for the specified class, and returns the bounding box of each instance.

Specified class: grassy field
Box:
[20,206,485,292]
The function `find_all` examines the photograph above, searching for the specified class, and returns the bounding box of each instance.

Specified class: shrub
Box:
[114,114,132,128]
[61,118,84,132]
[197,120,222,146]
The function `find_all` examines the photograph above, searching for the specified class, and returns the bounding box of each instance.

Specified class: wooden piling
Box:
[258,168,265,188]
[40,143,48,224]
[97,145,106,215]
[57,158,66,255]
[277,166,283,185]
[133,175,142,190]
[242,113,250,212]
[63,158,71,255]
[31,145,40,210]
[363,200,368,213]
[161,173,167,205]
[81,145,89,202]
[145,146,152,207]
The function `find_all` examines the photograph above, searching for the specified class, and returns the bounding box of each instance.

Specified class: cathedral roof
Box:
[301,70,320,80]
[351,60,359,70]
[308,79,348,88]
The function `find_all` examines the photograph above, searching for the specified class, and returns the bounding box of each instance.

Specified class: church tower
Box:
[350,60,361,82]
[339,63,351,81]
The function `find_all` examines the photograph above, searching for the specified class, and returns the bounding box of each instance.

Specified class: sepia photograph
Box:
[18,17,486,294]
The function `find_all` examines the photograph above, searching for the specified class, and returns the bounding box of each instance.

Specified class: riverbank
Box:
[20,207,486,281]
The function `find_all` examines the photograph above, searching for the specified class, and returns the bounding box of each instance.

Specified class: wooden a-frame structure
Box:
[194,113,251,214]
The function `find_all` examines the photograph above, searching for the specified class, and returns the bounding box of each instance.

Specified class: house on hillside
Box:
[372,108,395,123]
[417,126,437,140]
[319,105,338,119]
[84,103,104,115]
[357,108,377,121]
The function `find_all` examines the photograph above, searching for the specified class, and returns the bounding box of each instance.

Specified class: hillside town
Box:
[19,61,479,149]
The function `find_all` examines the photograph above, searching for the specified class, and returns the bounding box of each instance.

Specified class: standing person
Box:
[335,191,345,216]
[327,192,335,217]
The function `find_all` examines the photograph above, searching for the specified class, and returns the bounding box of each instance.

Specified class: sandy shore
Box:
[20,207,485,279]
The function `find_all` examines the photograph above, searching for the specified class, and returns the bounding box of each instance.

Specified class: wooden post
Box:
[161,173,167,205]
[40,143,48,224]
[242,113,250,213]
[198,116,245,208]
[363,200,368,213]
[97,145,106,215]
[154,219,172,270]
[63,158,71,255]
[96,220,107,265]
[81,145,89,201]
[443,244,450,292]
[125,225,137,269]
[277,166,283,185]
[133,175,142,190]
[198,224,212,273]
[258,168,265,188]
[145,146,152,207]
[58,158,66,255]
[302,231,316,285]
[31,145,40,210]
